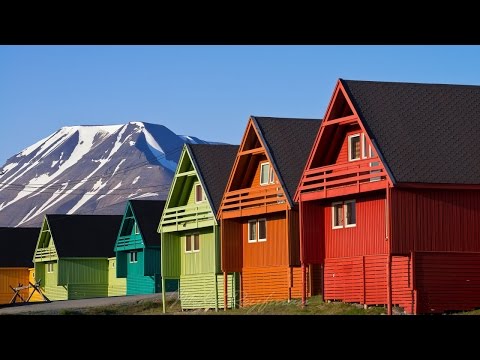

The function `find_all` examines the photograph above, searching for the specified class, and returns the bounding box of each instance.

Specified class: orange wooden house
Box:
[296,79,480,314]
[218,116,321,306]
[0,227,40,304]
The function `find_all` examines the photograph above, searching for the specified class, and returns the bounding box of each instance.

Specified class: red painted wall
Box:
[333,127,362,164]
[391,188,480,254]
[324,192,387,258]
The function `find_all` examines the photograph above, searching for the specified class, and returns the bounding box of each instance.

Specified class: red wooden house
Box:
[296,79,480,314]
[218,116,321,306]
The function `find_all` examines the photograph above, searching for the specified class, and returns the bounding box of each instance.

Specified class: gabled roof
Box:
[129,200,165,246]
[252,117,322,205]
[0,227,40,267]
[187,144,239,215]
[46,215,122,258]
[341,79,480,184]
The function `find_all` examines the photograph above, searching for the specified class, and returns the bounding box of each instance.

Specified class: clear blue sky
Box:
[1,45,480,164]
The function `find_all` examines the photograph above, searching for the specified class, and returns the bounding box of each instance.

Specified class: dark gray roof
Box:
[253,117,322,205]
[0,227,39,267]
[46,215,122,258]
[341,79,480,184]
[187,144,239,215]
[129,200,165,247]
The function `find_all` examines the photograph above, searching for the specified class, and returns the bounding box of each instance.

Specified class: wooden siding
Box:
[179,273,237,310]
[415,252,480,314]
[242,266,307,305]
[0,268,29,304]
[243,213,289,268]
[391,188,480,254]
[323,255,413,313]
[334,127,362,164]
[38,261,68,301]
[161,233,181,278]
[108,258,126,297]
[221,219,243,272]
[300,201,324,264]
[288,209,300,266]
[324,193,387,258]
[58,259,108,285]
[68,284,108,300]
[127,275,157,295]
[144,247,161,276]
[180,228,217,275]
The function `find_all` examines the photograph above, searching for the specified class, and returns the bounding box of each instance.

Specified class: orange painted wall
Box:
[243,213,289,268]
[0,268,29,304]
[324,192,387,258]
[249,155,268,188]
[288,209,300,266]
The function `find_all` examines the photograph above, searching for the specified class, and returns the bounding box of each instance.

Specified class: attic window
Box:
[260,162,275,186]
[195,184,206,203]
[348,134,361,161]
[134,222,140,235]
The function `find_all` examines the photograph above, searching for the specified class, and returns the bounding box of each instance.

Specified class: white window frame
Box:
[129,251,138,263]
[260,162,270,186]
[269,166,275,184]
[185,234,200,253]
[194,183,206,204]
[257,218,267,242]
[248,220,258,243]
[362,133,371,159]
[332,202,344,229]
[348,134,361,162]
[134,222,140,235]
[47,263,54,273]
[344,200,357,228]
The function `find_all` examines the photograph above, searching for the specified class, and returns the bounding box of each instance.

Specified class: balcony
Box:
[298,158,387,201]
[34,247,58,262]
[221,185,287,219]
[161,203,214,232]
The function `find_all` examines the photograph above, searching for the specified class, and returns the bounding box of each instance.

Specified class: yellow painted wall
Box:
[28,268,44,302]
[0,268,29,304]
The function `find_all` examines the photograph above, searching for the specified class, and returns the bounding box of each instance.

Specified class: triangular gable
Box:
[295,80,393,201]
[114,201,145,251]
[158,145,216,232]
[218,117,289,218]
[33,216,59,262]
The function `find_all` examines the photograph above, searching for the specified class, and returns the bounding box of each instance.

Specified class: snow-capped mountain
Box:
[0,122,214,227]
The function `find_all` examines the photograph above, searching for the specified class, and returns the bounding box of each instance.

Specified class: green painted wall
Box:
[36,262,68,301]
[144,247,160,276]
[180,228,218,275]
[162,233,181,279]
[108,258,126,297]
[58,258,108,285]
[180,273,238,309]
[69,284,108,300]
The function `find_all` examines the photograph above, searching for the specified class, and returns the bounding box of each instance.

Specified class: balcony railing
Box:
[34,247,57,261]
[221,185,286,213]
[298,158,387,198]
[161,203,214,229]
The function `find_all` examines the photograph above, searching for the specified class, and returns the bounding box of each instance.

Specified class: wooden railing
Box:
[221,186,286,213]
[161,203,213,228]
[34,247,57,261]
[115,237,144,249]
[298,158,387,197]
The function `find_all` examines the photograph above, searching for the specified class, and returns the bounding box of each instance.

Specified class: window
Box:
[260,162,270,185]
[332,200,356,229]
[344,200,356,227]
[258,219,267,242]
[348,134,361,161]
[248,220,257,243]
[112,261,115,268]
[129,251,138,263]
[134,222,140,235]
[47,263,54,273]
[185,234,200,253]
[195,184,206,203]
[248,219,267,243]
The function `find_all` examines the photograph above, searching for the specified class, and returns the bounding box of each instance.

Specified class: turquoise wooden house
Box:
[114,199,177,295]
[33,214,123,301]
[159,143,238,312]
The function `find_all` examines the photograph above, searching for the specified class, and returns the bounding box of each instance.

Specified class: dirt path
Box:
[0,293,170,315]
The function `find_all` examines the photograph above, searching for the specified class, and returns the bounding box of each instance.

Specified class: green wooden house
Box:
[159,143,238,312]
[33,214,123,301]
[114,199,177,295]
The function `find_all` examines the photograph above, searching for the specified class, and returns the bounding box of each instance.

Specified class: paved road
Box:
[0,293,174,315]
